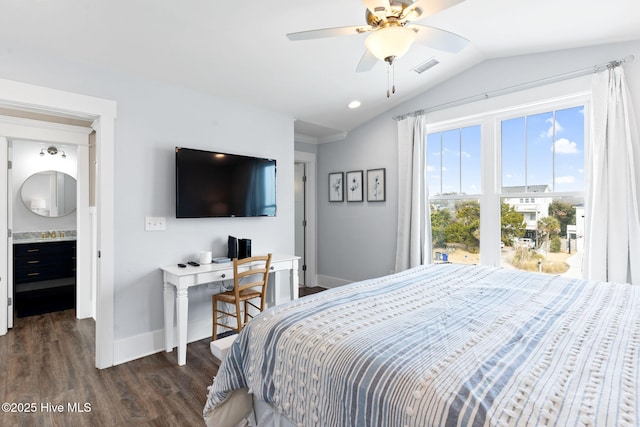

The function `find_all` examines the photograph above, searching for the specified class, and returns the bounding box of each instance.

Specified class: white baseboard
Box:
[113,276,350,365]
[113,318,212,366]
[317,274,352,289]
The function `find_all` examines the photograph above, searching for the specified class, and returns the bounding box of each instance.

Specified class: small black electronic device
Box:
[177,263,187,268]
[238,238,251,259]
[228,235,238,259]
[187,261,200,267]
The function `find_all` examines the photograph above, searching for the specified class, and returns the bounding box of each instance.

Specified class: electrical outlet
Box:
[145,216,166,231]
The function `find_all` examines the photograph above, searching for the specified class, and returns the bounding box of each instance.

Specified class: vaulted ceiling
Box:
[1,0,638,141]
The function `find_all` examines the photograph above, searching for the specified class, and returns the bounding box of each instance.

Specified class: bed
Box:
[204,263,640,427]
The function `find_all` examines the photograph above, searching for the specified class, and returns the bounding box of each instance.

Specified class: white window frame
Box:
[426,75,591,268]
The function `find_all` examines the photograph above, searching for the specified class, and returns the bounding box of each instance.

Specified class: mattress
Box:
[204,264,640,426]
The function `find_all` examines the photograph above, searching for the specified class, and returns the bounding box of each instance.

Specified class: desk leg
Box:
[163,282,175,353]
[290,259,299,300]
[176,288,189,366]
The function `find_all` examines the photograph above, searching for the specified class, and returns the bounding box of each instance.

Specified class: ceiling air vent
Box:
[413,58,440,74]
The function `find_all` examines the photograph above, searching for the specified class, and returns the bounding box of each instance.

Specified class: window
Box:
[500,105,585,276]
[424,80,589,274]
[428,125,481,265]
[502,106,584,193]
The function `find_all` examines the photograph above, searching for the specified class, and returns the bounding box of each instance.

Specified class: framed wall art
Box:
[328,172,344,202]
[367,168,386,202]
[346,170,363,202]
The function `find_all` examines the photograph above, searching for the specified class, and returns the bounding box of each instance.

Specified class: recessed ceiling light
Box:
[348,100,361,109]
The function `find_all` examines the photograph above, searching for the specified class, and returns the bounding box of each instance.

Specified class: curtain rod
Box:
[393,54,635,121]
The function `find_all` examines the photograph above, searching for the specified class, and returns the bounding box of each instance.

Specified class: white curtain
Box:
[584,65,640,285]
[395,114,431,272]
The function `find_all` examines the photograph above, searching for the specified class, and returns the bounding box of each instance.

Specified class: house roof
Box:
[502,185,551,194]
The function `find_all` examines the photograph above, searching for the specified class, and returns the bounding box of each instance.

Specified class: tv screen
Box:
[175,147,277,218]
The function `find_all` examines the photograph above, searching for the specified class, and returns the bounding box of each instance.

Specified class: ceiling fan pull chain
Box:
[392,62,396,95]
[386,64,391,98]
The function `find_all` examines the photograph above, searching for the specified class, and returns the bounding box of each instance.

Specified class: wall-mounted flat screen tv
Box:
[175,147,277,218]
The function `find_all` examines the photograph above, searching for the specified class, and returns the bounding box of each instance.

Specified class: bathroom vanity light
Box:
[40,146,66,159]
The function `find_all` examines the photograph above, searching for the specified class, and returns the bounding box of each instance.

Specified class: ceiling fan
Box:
[286,0,469,74]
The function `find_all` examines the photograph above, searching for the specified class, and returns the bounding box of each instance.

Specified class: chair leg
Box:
[244,300,250,325]
[235,299,243,333]
[212,296,218,341]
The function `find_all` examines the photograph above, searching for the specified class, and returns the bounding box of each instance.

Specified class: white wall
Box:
[12,140,77,232]
[0,45,295,361]
[317,40,640,285]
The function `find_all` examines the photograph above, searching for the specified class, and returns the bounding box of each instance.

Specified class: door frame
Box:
[294,151,317,286]
[0,77,117,369]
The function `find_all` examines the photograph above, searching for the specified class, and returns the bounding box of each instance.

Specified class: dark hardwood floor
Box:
[299,286,327,297]
[0,310,218,426]
[0,289,328,426]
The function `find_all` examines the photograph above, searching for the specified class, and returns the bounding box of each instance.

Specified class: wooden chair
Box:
[212,254,272,341]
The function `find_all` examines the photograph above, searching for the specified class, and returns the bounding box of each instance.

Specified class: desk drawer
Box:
[197,270,233,283]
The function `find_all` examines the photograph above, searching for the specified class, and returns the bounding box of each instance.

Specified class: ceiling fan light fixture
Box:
[365,26,415,62]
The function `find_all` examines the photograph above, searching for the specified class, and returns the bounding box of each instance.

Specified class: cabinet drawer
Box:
[14,266,75,284]
[14,241,76,257]
[14,256,75,270]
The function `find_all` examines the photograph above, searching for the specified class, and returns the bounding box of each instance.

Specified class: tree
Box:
[447,201,480,252]
[500,202,526,246]
[430,207,452,248]
[548,200,576,237]
[537,216,561,245]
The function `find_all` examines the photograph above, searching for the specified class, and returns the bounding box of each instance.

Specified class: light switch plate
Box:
[145,216,166,231]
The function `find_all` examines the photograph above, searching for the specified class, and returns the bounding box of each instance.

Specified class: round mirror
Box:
[21,170,77,217]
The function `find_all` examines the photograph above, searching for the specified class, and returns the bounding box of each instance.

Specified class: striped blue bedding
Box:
[204,264,640,426]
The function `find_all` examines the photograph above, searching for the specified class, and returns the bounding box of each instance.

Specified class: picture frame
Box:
[367,168,386,202]
[346,170,364,202]
[328,172,344,202]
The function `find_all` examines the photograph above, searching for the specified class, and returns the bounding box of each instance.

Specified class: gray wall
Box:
[294,141,318,154]
[317,39,640,285]
[0,46,295,344]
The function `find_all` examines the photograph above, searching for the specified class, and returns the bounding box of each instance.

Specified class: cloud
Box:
[553,138,579,154]
[427,165,435,172]
[443,147,471,158]
[555,175,576,184]
[542,117,564,138]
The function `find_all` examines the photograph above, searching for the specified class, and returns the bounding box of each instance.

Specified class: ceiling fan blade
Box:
[356,49,378,73]
[287,25,371,41]
[401,0,466,21]
[362,0,392,19]
[411,24,469,53]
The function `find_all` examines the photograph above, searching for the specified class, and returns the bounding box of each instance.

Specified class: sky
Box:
[427,105,585,195]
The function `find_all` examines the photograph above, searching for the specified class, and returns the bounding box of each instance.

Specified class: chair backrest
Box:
[232,254,273,304]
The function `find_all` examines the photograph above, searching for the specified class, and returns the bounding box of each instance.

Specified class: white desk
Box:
[161,254,300,365]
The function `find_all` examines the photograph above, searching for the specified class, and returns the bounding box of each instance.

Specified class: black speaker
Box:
[227,236,238,259]
[238,238,251,259]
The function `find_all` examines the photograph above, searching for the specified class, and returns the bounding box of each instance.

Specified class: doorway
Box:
[294,162,306,286]
[9,140,82,319]
[294,151,317,287]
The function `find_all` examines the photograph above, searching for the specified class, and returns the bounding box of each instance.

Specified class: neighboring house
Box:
[567,205,585,253]
[502,185,553,245]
